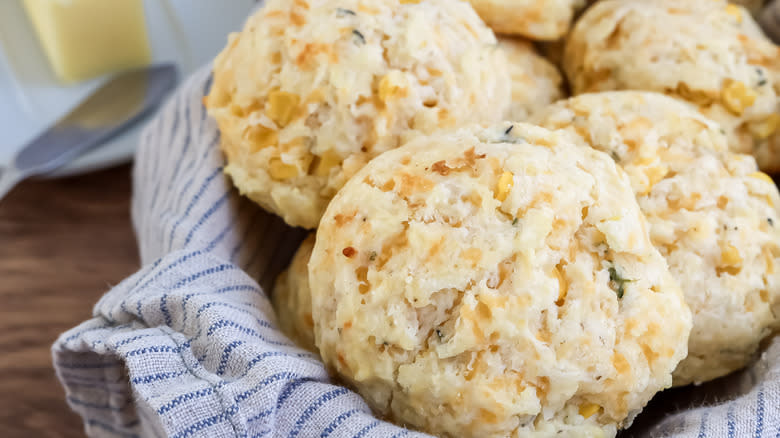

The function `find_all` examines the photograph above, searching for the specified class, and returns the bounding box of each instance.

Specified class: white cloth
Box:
[53,6,780,435]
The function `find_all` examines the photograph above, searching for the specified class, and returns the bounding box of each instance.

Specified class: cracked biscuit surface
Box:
[533,91,780,386]
[563,0,780,172]
[206,0,511,228]
[468,0,587,40]
[309,122,691,437]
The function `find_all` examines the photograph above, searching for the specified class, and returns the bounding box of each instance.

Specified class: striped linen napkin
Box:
[54,6,780,437]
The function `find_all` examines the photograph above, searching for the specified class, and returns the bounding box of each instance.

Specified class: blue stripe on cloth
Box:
[136,120,155,206]
[206,311,274,330]
[205,220,234,251]
[183,190,231,246]
[321,409,361,438]
[196,300,258,320]
[130,250,209,295]
[158,386,216,415]
[125,342,190,357]
[181,284,261,326]
[114,333,162,348]
[216,340,245,376]
[161,95,193,220]
[162,87,187,168]
[756,389,765,438]
[247,408,274,424]
[235,372,298,403]
[250,429,271,438]
[390,430,410,438]
[133,258,163,290]
[160,293,174,326]
[142,132,163,215]
[168,131,221,217]
[131,370,189,385]
[158,264,239,326]
[191,89,211,157]
[144,113,173,220]
[146,188,161,236]
[166,165,224,251]
[697,411,709,438]
[136,298,145,322]
[353,420,380,438]
[155,131,221,248]
[242,351,315,377]
[205,320,289,347]
[146,90,183,216]
[117,260,162,319]
[154,85,198,225]
[171,405,239,438]
[187,303,287,348]
[727,404,736,438]
[275,378,311,409]
[170,263,237,291]
[288,388,350,438]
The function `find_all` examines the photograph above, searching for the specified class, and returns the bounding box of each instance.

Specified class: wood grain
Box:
[0,165,138,438]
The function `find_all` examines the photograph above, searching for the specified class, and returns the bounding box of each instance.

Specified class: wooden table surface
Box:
[0,165,138,438]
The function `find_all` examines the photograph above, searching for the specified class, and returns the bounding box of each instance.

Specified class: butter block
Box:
[23,0,151,83]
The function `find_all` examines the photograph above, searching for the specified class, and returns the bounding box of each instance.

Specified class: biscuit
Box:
[563,0,780,172]
[206,0,511,228]
[309,122,691,437]
[272,233,317,353]
[498,37,566,121]
[468,0,587,40]
[532,91,780,385]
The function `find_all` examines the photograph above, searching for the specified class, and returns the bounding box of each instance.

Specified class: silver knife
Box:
[0,64,178,202]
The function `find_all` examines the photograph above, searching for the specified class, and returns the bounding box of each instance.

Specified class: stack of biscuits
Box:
[204,1,780,436]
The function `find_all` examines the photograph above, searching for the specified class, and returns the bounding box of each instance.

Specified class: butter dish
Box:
[0,0,255,177]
